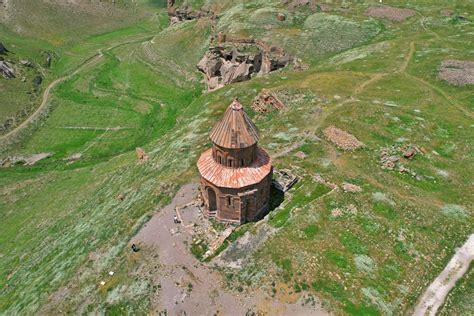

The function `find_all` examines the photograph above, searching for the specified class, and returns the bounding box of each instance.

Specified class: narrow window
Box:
[241,159,244,167]
[227,196,232,206]
[229,159,233,167]
[218,156,222,164]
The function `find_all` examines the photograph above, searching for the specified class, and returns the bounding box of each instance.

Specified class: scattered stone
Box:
[342,182,362,193]
[402,147,417,159]
[252,89,287,113]
[0,60,15,79]
[365,5,416,22]
[346,204,358,215]
[135,147,149,163]
[19,59,34,68]
[272,168,298,192]
[197,40,291,91]
[277,13,286,21]
[323,126,364,151]
[438,60,474,86]
[294,151,307,159]
[331,208,343,217]
[65,153,82,162]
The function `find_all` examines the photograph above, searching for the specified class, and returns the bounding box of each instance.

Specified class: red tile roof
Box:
[209,99,259,149]
[197,148,272,188]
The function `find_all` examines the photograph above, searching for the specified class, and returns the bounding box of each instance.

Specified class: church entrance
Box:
[207,188,217,212]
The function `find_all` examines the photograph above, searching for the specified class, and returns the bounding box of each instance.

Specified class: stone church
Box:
[197,99,273,224]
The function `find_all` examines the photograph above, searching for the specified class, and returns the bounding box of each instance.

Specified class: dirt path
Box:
[399,41,415,73]
[131,183,328,316]
[413,234,474,316]
[0,35,152,144]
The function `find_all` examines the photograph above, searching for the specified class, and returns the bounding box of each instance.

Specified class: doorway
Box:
[207,188,217,212]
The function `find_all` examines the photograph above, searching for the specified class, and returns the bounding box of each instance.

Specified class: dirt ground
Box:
[131,183,327,315]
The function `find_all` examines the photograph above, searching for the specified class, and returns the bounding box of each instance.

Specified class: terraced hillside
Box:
[0,0,473,314]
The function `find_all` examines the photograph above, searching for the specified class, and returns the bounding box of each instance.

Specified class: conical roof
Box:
[209,99,259,149]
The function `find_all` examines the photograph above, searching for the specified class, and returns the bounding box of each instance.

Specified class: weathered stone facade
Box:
[197,99,272,224]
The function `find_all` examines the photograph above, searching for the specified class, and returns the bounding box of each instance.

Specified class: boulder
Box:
[20,59,34,68]
[0,60,15,79]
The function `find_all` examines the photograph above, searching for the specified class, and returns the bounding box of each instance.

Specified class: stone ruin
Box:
[167,0,211,25]
[272,168,298,192]
[251,89,287,113]
[197,38,292,91]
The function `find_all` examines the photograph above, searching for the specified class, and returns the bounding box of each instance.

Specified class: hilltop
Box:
[0,0,473,314]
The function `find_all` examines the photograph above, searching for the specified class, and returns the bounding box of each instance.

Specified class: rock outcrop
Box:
[0,60,15,79]
[0,42,9,55]
[197,40,291,91]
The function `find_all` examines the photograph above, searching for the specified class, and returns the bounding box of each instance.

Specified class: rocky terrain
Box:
[0,1,473,315]
[438,60,474,86]
[197,40,292,90]
[365,5,416,22]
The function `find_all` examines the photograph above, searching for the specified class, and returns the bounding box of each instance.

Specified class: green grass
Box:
[1,0,473,314]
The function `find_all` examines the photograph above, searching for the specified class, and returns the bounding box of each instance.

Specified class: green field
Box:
[0,0,473,314]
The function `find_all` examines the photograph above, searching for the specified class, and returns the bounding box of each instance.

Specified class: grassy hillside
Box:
[1,0,473,314]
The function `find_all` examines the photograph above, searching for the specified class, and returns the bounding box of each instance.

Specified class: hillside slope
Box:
[0,0,473,314]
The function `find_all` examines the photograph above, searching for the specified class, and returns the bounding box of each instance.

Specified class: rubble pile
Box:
[323,126,364,151]
[313,173,338,190]
[135,147,149,163]
[272,168,298,192]
[251,89,287,113]
[197,40,291,91]
[365,5,416,22]
[379,144,424,177]
[342,182,362,193]
[438,60,474,86]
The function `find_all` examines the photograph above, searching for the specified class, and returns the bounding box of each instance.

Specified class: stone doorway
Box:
[207,188,217,212]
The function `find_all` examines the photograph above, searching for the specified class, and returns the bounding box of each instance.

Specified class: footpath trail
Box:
[0,35,152,144]
[131,184,328,316]
[413,234,474,316]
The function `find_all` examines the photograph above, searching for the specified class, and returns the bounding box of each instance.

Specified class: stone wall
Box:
[212,144,257,168]
[200,173,272,224]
